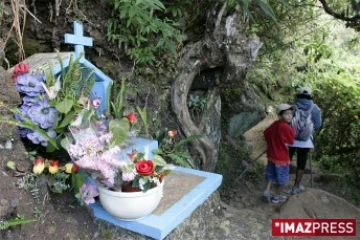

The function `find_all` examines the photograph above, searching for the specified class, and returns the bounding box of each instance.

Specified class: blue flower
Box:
[27,129,57,147]
[27,99,57,129]
[19,128,33,138]
[23,95,41,106]
[15,74,45,97]
[14,104,31,122]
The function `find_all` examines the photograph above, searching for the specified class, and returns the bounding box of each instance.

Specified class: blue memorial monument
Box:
[9,21,223,240]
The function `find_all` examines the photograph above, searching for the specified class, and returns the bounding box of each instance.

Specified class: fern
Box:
[0,216,37,230]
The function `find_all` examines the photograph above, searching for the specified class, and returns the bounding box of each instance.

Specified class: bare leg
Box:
[266,181,272,192]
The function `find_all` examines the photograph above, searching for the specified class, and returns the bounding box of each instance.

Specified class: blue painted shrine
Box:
[9,22,223,240]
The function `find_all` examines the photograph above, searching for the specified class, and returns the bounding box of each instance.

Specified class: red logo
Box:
[272,219,356,237]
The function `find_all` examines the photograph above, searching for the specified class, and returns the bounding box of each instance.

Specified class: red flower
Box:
[48,160,60,174]
[126,112,137,124]
[72,164,80,173]
[127,150,139,161]
[135,160,155,176]
[168,130,177,138]
[159,173,165,182]
[33,157,45,175]
[12,62,30,82]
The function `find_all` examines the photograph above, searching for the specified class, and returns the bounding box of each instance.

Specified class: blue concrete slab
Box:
[89,167,223,240]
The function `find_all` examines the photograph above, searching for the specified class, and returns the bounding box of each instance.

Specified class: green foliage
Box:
[107,0,183,66]
[108,118,130,146]
[247,3,360,198]
[153,131,201,168]
[47,172,71,194]
[0,216,37,230]
[111,77,126,119]
[136,106,150,138]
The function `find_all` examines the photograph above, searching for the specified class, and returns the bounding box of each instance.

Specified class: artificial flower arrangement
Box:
[5,59,174,208]
[9,55,97,152]
[63,102,173,205]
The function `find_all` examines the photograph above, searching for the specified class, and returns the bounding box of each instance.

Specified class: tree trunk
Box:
[172,2,262,171]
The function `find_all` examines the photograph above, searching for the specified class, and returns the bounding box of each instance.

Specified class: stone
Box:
[0,199,12,218]
[5,140,12,150]
[228,111,264,138]
[10,199,19,208]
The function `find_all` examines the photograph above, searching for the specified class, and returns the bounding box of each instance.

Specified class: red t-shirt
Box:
[264,120,296,166]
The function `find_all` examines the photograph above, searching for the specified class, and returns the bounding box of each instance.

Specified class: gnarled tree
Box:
[172,2,262,171]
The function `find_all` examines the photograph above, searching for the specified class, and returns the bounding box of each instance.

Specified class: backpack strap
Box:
[306,103,315,114]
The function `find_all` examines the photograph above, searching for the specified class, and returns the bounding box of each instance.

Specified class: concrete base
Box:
[89,166,223,240]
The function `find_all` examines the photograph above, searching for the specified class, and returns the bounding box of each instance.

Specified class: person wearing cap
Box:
[263,104,296,203]
[289,87,322,195]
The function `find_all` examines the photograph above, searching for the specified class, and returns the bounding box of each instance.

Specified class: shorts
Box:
[289,147,310,170]
[266,161,289,185]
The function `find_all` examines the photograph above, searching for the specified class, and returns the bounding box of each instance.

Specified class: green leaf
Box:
[46,143,57,153]
[71,173,85,195]
[153,154,167,167]
[167,153,191,168]
[0,218,37,230]
[152,149,164,155]
[173,134,202,150]
[135,152,145,161]
[109,118,130,146]
[254,0,276,22]
[60,137,71,150]
[56,99,74,114]
[58,110,76,129]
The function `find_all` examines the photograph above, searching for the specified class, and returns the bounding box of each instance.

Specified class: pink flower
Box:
[122,168,137,182]
[80,182,99,205]
[91,98,101,109]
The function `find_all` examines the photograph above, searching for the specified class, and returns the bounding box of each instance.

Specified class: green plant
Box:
[111,77,126,120]
[0,216,37,230]
[136,106,150,138]
[153,131,200,168]
[107,0,183,66]
[32,207,42,218]
[24,150,37,162]
[47,172,71,194]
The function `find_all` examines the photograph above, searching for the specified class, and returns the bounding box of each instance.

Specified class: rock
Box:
[45,225,57,235]
[0,199,12,218]
[10,199,19,208]
[228,111,264,138]
[5,140,12,150]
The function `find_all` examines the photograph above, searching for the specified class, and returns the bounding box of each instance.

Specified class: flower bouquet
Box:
[65,112,172,220]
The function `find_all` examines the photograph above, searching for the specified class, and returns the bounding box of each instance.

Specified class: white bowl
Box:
[98,181,164,221]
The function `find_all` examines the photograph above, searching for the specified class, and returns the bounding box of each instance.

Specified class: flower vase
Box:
[97,180,164,221]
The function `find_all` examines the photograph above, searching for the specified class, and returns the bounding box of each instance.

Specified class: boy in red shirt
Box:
[263,104,296,203]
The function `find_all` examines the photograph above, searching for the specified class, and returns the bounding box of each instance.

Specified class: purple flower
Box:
[14,104,31,122]
[27,129,56,146]
[27,99,57,129]
[79,182,99,205]
[23,96,41,106]
[15,74,45,97]
[19,127,33,138]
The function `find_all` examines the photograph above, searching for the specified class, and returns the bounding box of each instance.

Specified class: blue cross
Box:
[64,21,93,59]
